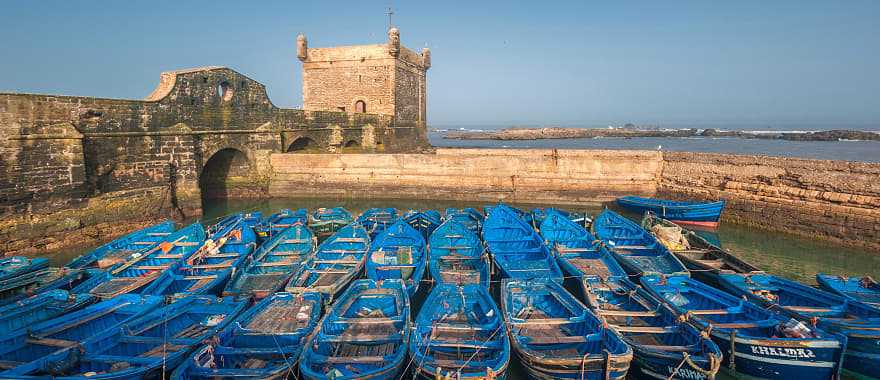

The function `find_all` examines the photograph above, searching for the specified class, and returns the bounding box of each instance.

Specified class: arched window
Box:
[354,100,366,113]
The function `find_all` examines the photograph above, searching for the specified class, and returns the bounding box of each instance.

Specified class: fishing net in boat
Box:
[651,224,690,251]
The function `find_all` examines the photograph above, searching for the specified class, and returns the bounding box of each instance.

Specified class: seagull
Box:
[657,145,663,150]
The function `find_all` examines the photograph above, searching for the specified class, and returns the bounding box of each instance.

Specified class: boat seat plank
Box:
[256,262,298,267]
[334,238,368,243]
[599,309,659,317]
[0,360,24,370]
[710,322,765,329]
[325,334,400,342]
[188,263,233,270]
[313,259,360,264]
[429,341,497,349]
[376,265,416,270]
[612,245,650,250]
[511,318,576,326]
[527,335,597,344]
[153,254,183,259]
[26,337,78,348]
[281,239,311,244]
[135,265,171,270]
[324,355,386,364]
[614,326,674,333]
[785,306,835,313]
[333,317,401,325]
[688,309,732,315]
[181,275,218,280]
[146,232,171,236]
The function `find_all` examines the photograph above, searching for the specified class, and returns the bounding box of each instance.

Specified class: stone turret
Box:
[421,47,431,70]
[296,34,308,61]
[387,27,400,57]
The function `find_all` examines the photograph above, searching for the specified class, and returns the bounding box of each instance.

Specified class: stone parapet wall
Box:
[660,152,880,250]
[269,148,662,204]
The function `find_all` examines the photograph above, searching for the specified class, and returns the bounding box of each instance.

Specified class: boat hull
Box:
[616,196,725,225]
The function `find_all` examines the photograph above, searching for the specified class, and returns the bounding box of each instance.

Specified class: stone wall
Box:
[660,152,880,250]
[0,66,423,256]
[269,148,662,204]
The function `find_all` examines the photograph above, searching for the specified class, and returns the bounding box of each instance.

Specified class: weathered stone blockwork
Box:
[660,152,880,250]
[298,28,429,147]
[1,65,423,256]
[269,148,662,204]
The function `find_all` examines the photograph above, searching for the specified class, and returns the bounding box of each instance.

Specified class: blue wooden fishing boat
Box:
[616,196,725,228]
[300,279,411,380]
[0,257,49,283]
[365,219,427,297]
[171,292,323,380]
[717,272,880,379]
[409,283,510,379]
[531,207,587,226]
[357,208,399,238]
[816,274,880,307]
[309,207,354,238]
[539,209,627,295]
[0,267,99,307]
[484,204,532,226]
[285,223,370,303]
[583,278,722,380]
[0,295,246,379]
[403,209,442,239]
[77,223,206,300]
[642,211,760,287]
[0,294,162,371]
[443,207,484,232]
[66,221,176,269]
[255,208,308,241]
[428,219,490,287]
[0,290,95,335]
[500,279,632,380]
[224,222,314,300]
[641,274,847,379]
[592,209,689,277]
[483,204,564,282]
[143,215,258,298]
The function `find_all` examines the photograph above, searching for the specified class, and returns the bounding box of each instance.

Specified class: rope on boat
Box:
[666,352,721,380]
[270,331,300,380]
[728,329,737,373]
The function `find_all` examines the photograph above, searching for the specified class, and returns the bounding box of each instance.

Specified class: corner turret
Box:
[388,27,400,57]
[296,34,308,61]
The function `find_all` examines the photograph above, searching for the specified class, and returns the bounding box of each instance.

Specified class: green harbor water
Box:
[36,197,879,380]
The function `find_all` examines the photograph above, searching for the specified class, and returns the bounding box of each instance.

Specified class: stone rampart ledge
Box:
[269,149,662,204]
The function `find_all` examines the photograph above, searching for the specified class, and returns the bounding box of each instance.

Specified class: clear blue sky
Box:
[1,1,877,128]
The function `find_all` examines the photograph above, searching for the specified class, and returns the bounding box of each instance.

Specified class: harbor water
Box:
[35,197,880,379]
[429,131,880,163]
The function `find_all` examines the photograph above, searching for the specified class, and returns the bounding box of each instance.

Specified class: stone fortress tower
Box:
[297,27,430,127]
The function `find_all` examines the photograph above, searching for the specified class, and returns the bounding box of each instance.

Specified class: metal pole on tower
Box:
[386,6,394,29]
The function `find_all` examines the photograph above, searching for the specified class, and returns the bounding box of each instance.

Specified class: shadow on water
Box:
[35,196,878,379]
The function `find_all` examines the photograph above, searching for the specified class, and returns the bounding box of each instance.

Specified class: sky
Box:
[1,1,878,128]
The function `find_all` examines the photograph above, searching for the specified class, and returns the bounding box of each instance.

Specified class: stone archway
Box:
[199,148,251,203]
[340,139,360,153]
[286,137,318,152]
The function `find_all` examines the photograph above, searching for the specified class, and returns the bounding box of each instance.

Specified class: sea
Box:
[429,125,880,162]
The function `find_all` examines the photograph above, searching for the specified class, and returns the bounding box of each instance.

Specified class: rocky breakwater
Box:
[444,127,880,142]
[660,152,880,251]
